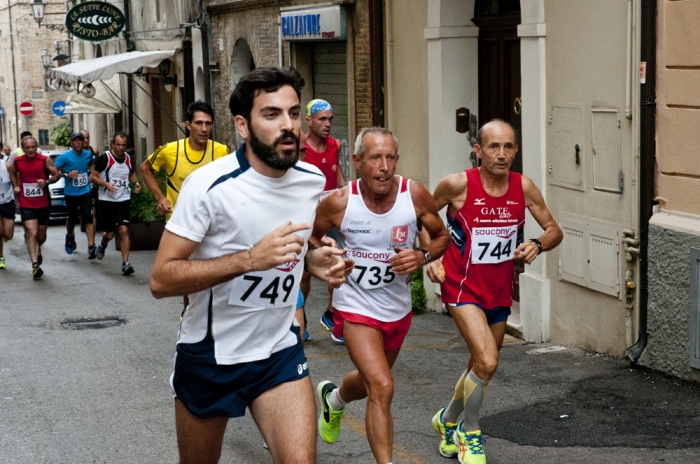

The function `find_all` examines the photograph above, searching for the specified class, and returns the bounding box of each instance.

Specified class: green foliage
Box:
[130,170,166,223]
[411,267,428,312]
[49,121,71,148]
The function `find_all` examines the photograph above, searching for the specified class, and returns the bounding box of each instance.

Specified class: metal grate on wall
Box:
[690,248,700,369]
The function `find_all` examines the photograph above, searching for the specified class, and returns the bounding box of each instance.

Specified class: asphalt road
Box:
[1,224,700,463]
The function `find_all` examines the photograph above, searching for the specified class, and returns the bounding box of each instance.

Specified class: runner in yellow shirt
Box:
[141,101,230,220]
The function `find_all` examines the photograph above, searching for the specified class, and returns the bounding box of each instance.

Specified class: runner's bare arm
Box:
[420,172,467,282]
[392,182,451,276]
[150,221,309,298]
[310,187,349,246]
[10,161,19,193]
[89,162,117,194]
[129,170,141,194]
[45,158,61,184]
[513,176,563,264]
[140,158,170,215]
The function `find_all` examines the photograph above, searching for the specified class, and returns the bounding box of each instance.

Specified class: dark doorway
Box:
[473,0,522,174]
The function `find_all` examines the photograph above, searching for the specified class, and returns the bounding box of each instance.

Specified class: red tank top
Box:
[441,168,526,309]
[304,137,339,191]
[14,154,50,209]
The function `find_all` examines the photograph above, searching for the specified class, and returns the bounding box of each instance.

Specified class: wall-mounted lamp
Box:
[159,59,176,92]
[30,0,46,26]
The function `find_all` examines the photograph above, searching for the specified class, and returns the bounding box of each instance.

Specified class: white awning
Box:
[50,50,176,86]
[65,75,122,114]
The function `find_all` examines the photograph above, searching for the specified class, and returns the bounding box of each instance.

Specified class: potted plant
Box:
[115,170,166,251]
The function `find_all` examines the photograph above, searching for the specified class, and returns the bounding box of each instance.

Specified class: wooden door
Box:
[474,5,522,173]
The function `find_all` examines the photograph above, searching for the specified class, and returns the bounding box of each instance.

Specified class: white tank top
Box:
[98,152,132,202]
[333,176,418,322]
[0,159,13,204]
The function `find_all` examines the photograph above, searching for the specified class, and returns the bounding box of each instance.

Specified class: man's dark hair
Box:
[228,67,305,121]
[475,119,518,146]
[20,131,32,139]
[110,131,128,144]
[186,100,214,123]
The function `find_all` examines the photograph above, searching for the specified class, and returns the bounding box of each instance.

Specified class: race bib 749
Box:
[228,259,302,309]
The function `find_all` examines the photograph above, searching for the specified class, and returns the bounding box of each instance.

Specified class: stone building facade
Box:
[206,0,375,171]
[0,0,69,150]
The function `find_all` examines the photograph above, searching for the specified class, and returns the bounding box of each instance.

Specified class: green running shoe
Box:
[0,256,5,269]
[454,421,486,464]
[317,380,345,444]
[432,408,459,458]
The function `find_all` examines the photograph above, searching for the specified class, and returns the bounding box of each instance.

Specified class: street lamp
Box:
[41,47,54,90]
[30,0,46,26]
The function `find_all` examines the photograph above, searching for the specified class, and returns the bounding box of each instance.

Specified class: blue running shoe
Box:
[331,333,345,345]
[96,244,105,260]
[65,234,75,255]
[304,329,311,341]
[320,312,334,332]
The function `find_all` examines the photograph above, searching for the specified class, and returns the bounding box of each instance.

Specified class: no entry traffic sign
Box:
[19,101,34,117]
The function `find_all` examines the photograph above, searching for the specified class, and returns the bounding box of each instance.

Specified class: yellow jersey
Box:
[147,138,230,219]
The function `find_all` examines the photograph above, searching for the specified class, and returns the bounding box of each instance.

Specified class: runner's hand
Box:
[106,183,118,195]
[426,260,446,283]
[306,246,347,288]
[156,197,172,216]
[391,246,423,276]
[13,186,19,195]
[133,182,141,194]
[249,221,309,271]
[514,242,538,265]
[67,170,79,179]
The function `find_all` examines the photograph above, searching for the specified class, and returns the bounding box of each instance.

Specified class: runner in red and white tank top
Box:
[420,120,563,462]
[311,128,450,463]
[441,167,526,308]
[333,176,418,321]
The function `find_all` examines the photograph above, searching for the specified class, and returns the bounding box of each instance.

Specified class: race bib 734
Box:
[470,225,518,264]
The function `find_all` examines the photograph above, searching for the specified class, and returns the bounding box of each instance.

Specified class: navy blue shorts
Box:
[171,329,309,419]
[451,302,511,325]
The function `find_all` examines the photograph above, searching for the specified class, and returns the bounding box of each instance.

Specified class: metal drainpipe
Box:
[627,0,656,362]
[197,0,216,140]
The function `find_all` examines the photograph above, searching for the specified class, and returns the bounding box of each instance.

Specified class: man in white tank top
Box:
[89,131,141,276]
[0,145,16,269]
[312,127,451,464]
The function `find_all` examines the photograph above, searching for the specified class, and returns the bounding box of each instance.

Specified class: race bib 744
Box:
[470,225,518,264]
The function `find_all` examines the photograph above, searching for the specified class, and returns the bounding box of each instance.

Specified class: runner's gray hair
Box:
[354,127,399,159]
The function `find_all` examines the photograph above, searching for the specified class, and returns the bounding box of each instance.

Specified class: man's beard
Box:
[248,125,299,171]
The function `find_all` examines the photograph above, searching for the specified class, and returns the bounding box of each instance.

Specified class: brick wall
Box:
[208,1,374,150]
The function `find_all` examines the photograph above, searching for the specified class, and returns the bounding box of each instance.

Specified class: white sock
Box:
[328,387,347,410]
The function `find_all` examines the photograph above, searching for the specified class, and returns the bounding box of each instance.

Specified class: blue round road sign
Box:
[0,106,4,118]
[52,101,66,117]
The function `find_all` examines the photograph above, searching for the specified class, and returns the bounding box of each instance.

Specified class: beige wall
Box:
[385,0,430,185]
[544,0,636,357]
[656,0,700,217]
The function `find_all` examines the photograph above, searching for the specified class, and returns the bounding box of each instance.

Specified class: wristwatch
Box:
[529,238,543,255]
[420,248,432,264]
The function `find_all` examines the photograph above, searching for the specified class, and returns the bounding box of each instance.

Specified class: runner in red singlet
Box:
[303,99,347,341]
[421,120,562,464]
[10,136,61,279]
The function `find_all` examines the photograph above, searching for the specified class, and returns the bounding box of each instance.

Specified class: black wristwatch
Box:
[420,248,432,264]
[529,238,543,255]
